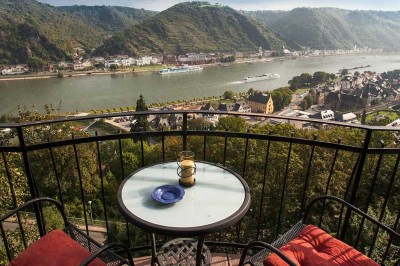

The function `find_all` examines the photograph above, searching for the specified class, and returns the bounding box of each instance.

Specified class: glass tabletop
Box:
[118,161,250,235]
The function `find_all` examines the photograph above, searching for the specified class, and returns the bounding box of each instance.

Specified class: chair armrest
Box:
[79,242,135,266]
[0,197,68,227]
[303,195,400,241]
[239,241,297,266]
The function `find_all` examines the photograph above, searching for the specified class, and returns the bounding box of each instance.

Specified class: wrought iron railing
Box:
[1,110,399,264]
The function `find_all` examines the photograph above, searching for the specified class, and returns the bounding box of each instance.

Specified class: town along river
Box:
[1,53,400,115]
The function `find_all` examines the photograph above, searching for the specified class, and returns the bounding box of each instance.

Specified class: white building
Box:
[1,65,28,75]
[105,59,121,68]
[136,56,152,66]
[120,58,136,67]
[73,61,92,70]
[58,61,70,69]
[94,57,105,63]
[342,112,358,123]
[150,57,161,65]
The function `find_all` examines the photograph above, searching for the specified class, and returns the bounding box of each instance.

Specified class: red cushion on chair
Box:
[10,229,106,266]
[263,225,379,266]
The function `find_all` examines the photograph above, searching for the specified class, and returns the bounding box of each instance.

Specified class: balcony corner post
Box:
[340,128,372,240]
[183,112,188,150]
[16,126,46,236]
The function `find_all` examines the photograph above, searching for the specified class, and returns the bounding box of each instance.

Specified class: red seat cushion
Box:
[10,229,106,266]
[263,225,379,266]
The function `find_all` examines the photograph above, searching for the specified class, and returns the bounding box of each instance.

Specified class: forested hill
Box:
[3,1,400,64]
[58,5,158,34]
[0,0,105,64]
[94,2,293,56]
[243,8,400,51]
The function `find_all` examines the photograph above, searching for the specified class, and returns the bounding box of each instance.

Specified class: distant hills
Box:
[0,0,156,64]
[94,2,290,56]
[243,8,400,51]
[0,0,105,64]
[58,5,157,34]
[1,1,400,65]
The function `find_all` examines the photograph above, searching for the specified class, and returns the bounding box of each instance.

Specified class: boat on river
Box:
[244,73,280,82]
[159,65,203,75]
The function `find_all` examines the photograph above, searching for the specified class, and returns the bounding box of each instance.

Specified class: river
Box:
[1,53,400,115]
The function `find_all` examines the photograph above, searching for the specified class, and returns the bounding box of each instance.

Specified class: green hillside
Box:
[95,2,292,56]
[244,8,400,51]
[0,0,105,64]
[59,5,157,33]
[3,1,400,64]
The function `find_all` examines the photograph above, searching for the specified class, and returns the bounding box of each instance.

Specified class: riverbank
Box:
[0,51,387,82]
[0,57,278,82]
[0,69,142,82]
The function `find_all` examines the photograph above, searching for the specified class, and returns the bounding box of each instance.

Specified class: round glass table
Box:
[117,161,251,265]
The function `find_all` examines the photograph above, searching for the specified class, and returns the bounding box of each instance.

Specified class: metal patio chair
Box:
[239,195,400,266]
[0,197,134,266]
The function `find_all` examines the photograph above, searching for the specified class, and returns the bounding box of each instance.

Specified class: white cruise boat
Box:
[244,73,280,82]
[159,65,204,75]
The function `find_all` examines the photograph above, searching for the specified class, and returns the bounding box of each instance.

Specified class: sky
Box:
[37,0,400,12]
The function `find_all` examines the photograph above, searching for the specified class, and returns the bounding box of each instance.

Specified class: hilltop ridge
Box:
[243,7,400,51]
[59,5,157,33]
[94,2,292,56]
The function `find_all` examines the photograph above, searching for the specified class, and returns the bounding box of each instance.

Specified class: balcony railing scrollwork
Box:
[1,110,400,264]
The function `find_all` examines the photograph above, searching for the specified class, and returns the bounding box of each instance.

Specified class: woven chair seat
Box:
[156,238,211,266]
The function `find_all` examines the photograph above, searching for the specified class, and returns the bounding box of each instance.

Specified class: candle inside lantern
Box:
[177,151,196,186]
[180,160,195,184]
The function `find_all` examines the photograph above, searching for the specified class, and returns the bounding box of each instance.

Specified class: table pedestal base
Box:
[156,238,211,266]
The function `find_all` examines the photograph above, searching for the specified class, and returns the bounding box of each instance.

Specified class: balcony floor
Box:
[134,253,242,266]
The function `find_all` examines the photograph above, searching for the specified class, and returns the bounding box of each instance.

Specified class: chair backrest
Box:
[1,197,135,266]
[0,197,68,262]
[302,195,400,265]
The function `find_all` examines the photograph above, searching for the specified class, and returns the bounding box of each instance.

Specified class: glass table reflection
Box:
[117,161,251,266]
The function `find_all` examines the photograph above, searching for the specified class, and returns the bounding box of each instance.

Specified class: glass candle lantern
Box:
[177,151,196,187]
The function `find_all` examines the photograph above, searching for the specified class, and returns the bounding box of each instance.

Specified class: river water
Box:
[1,53,400,115]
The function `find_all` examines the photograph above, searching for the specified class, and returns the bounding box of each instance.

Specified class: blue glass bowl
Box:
[151,185,185,204]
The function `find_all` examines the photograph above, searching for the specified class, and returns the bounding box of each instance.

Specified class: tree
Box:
[341,69,349,76]
[216,116,247,132]
[371,99,380,105]
[299,73,312,86]
[271,51,283,57]
[188,117,212,130]
[223,90,235,100]
[288,76,302,91]
[28,57,45,72]
[299,100,307,111]
[304,94,313,108]
[1,103,101,219]
[312,71,334,84]
[270,87,292,112]
[361,109,366,125]
[131,95,150,132]
[109,64,118,70]
[354,71,360,77]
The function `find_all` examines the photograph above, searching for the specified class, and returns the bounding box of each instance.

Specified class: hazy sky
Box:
[37,0,400,12]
